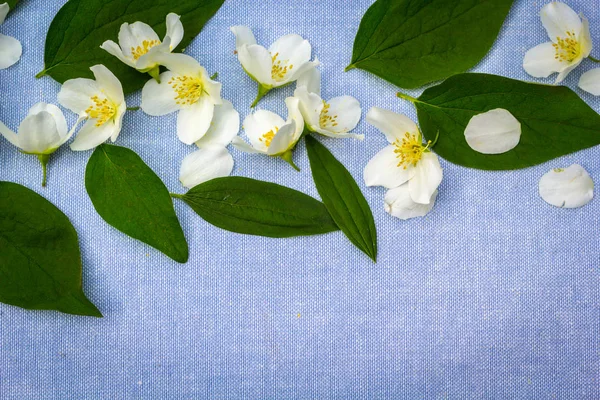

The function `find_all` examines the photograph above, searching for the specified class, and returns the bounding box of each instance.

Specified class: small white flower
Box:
[385,184,438,220]
[578,68,600,95]
[180,100,240,189]
[294,67,362,140]
[0,3,22,69]
[58,64,126,151]
[364,107,443,205]
[232,97,304,170]
[539,164,594,208]
[101,13,184,81]
[141,53,222,145]
[464,108,521,154]
[523,2,593,83]
[230,26,319,107]
[0,103,81,186]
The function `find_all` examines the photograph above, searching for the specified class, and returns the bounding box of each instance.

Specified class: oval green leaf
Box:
[347,0,514,89]
[39,0,225,94]
[305,136,377,261]
[178,177,339,238]
[0,182,102,317]
[85,144,189,263]
[403,73,600,170]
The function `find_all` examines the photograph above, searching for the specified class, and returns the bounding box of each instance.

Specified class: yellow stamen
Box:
[169,76,204,106]
[85,95,116,127]
[131,40,161,61]
[319,101,339,129]
[393,132,431,169]
[271,52,294,82]
[259,126,279,148]
[553,31,581,63]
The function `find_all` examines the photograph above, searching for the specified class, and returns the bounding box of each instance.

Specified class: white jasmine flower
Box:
[100,13,184,81]
[294,67,362,140]
[58,64,126,151]
[180,100,240,189]
[364,107,443,205]
[230,26,319,107]
[539,164,594,208]
[464,108,521,154]
[141,53,222,145]
[232,97,304,170]
[523,2,593,83]
[578,68,600,95]
[0,103,81,186]
[385,185,438,220]
[0,3,22,69]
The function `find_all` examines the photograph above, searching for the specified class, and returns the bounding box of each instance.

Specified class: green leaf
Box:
[347,0,514,89]
[6,0,20,10]
[177,177,339,238]
[0,182,101,317]
[39,0,225,93]
[305,136,378,261]
[402,73,600,170]
[86,144,188,263]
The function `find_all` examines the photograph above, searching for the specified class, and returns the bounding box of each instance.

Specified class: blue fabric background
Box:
[1,0,600,398]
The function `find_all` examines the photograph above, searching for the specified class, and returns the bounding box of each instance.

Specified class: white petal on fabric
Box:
[539,164,594,208]
[0,33,22,69]
[578,68,600,96]
[179,146,234,189]
[231,25,257,48]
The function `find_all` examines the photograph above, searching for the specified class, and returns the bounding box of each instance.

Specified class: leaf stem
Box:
[397,92,418,103]
[170,192,184,199]
[280,151,300,172]
[345,64,357,72]
[37,154,50,187]
[251,84,271,108]
[588,56,600,63]
[126,106,140,111]
[35,70,47,79]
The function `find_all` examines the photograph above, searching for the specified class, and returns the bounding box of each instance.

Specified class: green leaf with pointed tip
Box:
[6,0,19,10]
[86,144,189,263]
[403,73,600,170]
[348,0,514,89]
[178,177,339,238]
[305,136,377,261]
[39,0,225,93]
[0,182,101,317]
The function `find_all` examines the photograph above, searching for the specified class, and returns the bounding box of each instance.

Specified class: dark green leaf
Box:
[39,0,225,93]
[6,0,19,10]
[404,73,600,170]
[85,144,188,263]
[178,177,339,238]
[347,0,514,89]
[0,182,101,317]
[305,136,377,261]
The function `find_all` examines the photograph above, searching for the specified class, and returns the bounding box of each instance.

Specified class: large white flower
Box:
[364,107,443,205]
[141,53,222,145]
[101,13,184,81]
[231,26,319,107]
[232,97,304,170]
[0,3,22,69]
[0,103,81,186]
[539,164,594,208]
[523,2,593,83]
[58,64,126,151]
[180,100,240,189]
[294,67,363,140]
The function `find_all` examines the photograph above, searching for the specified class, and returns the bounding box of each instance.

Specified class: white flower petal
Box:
[0,3,9,24]
[231,25,257,48]
[179,146,234,189]
[203,73,223,104]
[0,120,18,147]
[539,164,594,208]
[116,23,138,60]
[523,42,565,78]
[69,120,116,151]
[555,62,580,84]
[129,21,161,43]
[540,2,582,42]
[294,87,323,130]
[268,34,311,79]
[286,58,320,84]
[579,68,600,96]
[322,95,361,134]
[237,44,273,85]
[28,103,68,137]
[57,78,100,114]
[17,112,61,154]
[135,38,171,70]
[384,185,438,220]
[464,108,521,154]
[580,16,593,58]
[141,71,180,116]
[165,13,184,50]
[243,110,285,152]
[90,64,124,104]
[364,145,415,189]
[296,66,321,96]
[195,100,240,148]
[231,136,264,154]
[0,33,22,69]
[110,103,126,142]
[285,96,305,141]
[177,97,214,145]
[100,40,135,67]
[152,52,202,76]
[267,121,297,156]
[366,107,419,143]
[408,152,443,204]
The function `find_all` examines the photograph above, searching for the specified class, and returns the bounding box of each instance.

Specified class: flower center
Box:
[319,101,339,129]
[393,132,431,169]
[259,127,279,148]
[271,52,294,82]
[131,40,161,61]
[169,76,204,106]
[553,31,580,63]
[86,95,116,127]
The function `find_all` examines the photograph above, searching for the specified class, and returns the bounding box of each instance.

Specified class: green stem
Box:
[588,56,600,63]
[251,84,271,108]
[210,72,219,80]
[170,192,184,199]
[397,92,418,103]
[147,66,161,83]
[280,151,300,172]
[37,154,50,187]
[126,106,140,111]
[345,64,357,72]
[35,70,47,79]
